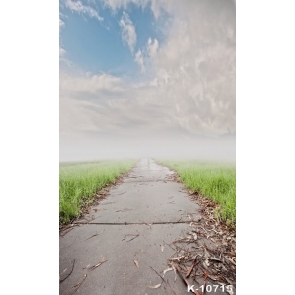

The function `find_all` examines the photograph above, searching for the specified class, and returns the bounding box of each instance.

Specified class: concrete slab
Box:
[60,223,189,295]
[81,181,200,224]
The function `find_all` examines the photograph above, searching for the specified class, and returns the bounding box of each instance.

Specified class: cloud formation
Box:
[134,50,145,72]
[119,12,137,53]
[64,0,104,21]
[59,18,65,30]
[59,47,66,57]
[147,38,158,58]
[60,0,236,160]
[102,0,149,11]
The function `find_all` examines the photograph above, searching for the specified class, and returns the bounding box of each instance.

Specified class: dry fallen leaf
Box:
[133,260,139,269]
[185,258,196,278]
[227,257,236,265]
[87,258,107,271]
[67,274,87,295]
[163,267,173,277]
[148,283,162,289]
[167,191,236,287]
[171,265,177,282]
[60,268,67,276]
[84,229,105,241]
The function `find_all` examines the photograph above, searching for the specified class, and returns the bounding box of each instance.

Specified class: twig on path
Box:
[174,265,200,295]
[149,266,165,283]
[176,216,182,223]
[150,264,181,295]
[201,271,209,295]
[122,234,140,242]
[100,201,116,205]
[116,208,132,212]
[186,256,197,278]
[86,258,107,271]
[60,228,73,237]
[166,279,179,295]
[66,273,87,295]
[60,224,81,237]
[60,259,75,283]
[84,229,105,241]
[126,235,139,242]
[117,191,126,195]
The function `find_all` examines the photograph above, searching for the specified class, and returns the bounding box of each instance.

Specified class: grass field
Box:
[159,160,236,225]
[59,160,136,224]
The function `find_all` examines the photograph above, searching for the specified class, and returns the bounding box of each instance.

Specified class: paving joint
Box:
[123,180,173,183]
[71,221,196,225]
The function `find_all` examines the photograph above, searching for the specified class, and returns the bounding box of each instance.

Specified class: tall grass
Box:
[59,160,136,224]
[159,160,236,225]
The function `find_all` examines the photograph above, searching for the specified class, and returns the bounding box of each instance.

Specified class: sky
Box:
[59,0,236,162]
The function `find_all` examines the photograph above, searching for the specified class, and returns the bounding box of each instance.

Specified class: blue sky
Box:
[59,0,236,161]
[59,0,167,77]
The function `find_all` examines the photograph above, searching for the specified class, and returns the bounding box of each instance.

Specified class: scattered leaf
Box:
[60,268,67,276]
[87,258,107,271]
[116,208,132,212]
[66,274,87,295]
[148,283,162,289]
[133,260,139,269]
[163,267,173,277]
[84,229,105,241]
[100,201,116,205]
[185,257,196,278]
[171,265,177,282]
[122,234,140,242]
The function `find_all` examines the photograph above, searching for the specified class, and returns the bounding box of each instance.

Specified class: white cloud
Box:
[142,0,236,136]
[64,0,104,21]
[102,0,149,11]
[59,18,65,30]
[119,12,137,53]
[147,38,158,57]
[102,0,172,19]
[150,0,161,19]
[61,0,236,158]
[59,47,66,57]
[132,37,158,71]
[134,50,145,72]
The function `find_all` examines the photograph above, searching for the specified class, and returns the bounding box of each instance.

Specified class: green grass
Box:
[158,160,236,225]
[59,160,136,224]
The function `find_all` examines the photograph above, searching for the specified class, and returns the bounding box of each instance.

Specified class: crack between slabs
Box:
[72,221,194,226]
[123,180,174,183]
